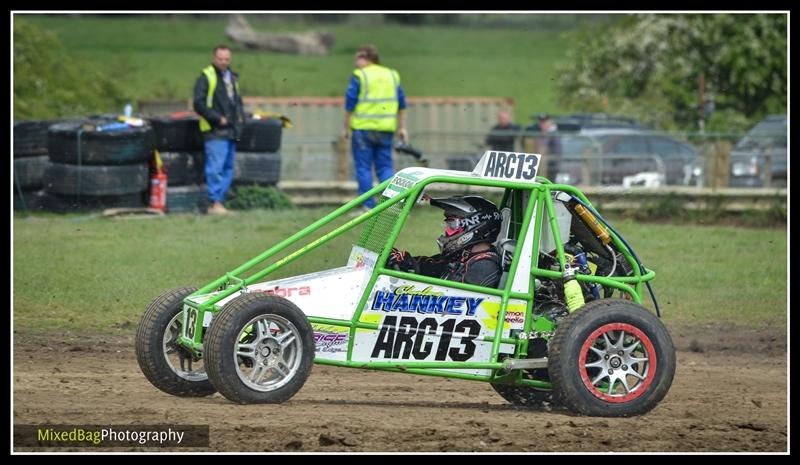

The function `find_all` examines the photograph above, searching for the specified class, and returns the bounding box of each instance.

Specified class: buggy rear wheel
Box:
[548,299,675,417]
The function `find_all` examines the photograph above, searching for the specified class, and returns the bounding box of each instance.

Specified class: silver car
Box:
[551,128,703,186]
[729,115,787,188]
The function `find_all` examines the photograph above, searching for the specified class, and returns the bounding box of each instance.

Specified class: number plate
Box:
[184,306,198,339]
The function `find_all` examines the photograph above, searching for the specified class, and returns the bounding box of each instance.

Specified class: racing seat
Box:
[496,238,517,289]
[493,207,517,289]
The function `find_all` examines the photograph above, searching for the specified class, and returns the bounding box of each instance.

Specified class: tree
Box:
[555,14,787,132]
[13,17,129,120]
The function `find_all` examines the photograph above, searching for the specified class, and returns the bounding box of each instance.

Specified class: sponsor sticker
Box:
[383,172,420,198]
[313,328,349,353]
[370,285,484,316]
[370,315,481,361]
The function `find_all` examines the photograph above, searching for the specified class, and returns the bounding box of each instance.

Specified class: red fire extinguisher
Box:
[150,150,168,212]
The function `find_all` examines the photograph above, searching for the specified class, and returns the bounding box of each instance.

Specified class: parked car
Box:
[729,115,787,188]
[555,113,649,131]
[551,128,703,186]
[525,113,648,134]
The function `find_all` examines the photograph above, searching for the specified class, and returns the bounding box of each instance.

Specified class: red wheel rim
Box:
[578,323,657,403]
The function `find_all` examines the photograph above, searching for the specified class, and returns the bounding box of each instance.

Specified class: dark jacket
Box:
[193,65,245,140]
[485,123,520,152]
[405,249,503,289]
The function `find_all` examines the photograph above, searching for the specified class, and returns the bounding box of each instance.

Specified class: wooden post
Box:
[538,141,550,179]
[334,136,350,181]
[763,145,772,188]
[525,136,550,178]
[581,150,591,187]
[711,140,731,189]
[522,135,535,153]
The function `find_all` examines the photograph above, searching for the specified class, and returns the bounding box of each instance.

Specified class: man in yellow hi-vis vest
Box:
[341,45,408,210]
[193,45,245,215]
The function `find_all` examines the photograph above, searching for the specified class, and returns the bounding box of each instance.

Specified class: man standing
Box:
[485,109,520,152]
[530,113,561,155]
[341,45,408,210]
[194,45,245,215]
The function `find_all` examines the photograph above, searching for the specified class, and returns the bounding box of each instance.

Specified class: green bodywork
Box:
[177,173,655,389]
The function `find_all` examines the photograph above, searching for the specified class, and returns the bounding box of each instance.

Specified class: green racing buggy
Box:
[136,150,675,417]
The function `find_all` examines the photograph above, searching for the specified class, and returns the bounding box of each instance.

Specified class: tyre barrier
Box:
[238,118,283,153]
[17,190,146,213]
[13,156,49,191]
[13,190,42,212]
[43,162,149,196]
[149,115,204,152]
[160,151,205,186]
[48,119,155,165]
[166,184,209,214]
[14,120,54,157]
[234,151,281,186]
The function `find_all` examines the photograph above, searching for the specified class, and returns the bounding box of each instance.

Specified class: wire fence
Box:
[279,129,787,189]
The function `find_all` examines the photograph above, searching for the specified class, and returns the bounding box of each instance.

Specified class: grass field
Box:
[20,14,574,124]
[13,208,787,333]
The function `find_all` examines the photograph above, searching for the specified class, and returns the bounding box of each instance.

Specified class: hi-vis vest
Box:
[350,64,400,132]
[198,65,240,133]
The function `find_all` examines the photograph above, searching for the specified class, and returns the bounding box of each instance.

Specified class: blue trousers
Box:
[352,130,394,208]
[205,138,236,203]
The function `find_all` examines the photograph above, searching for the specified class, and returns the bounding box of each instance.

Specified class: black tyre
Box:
[48,120,154,165]
[491,338,558,407]
[234,151,281,186]
[14,120,53,157]
[238,118,283,152]
[13,189,43,212]
[548,299,675,417]
[204,293,315,404]
[43,162,148,196]
[160,151,205,186]
[13,156,49,190]
[34,191,146,213]
[166,185,209,214]
[135,287,216,397]
[149,116,204,151]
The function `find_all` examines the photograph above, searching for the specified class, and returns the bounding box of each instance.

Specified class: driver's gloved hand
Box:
[387,248,414,271]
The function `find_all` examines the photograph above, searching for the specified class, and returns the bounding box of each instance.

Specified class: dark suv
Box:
[729,115,787,188]
[554,113,649,131]
[551,128,703,186]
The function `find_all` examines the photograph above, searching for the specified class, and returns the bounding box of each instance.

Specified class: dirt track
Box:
[13,325,787,452]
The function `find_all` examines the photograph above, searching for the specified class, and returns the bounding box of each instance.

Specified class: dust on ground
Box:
[13,324,787,452]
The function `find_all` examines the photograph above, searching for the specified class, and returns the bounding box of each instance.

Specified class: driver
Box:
[387,195,503,288]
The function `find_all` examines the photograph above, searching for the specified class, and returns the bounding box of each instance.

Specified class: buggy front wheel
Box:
[135,286,216,397]
[204,293,315,404]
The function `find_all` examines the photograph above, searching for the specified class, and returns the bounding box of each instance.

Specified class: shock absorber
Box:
[573,203,611,245]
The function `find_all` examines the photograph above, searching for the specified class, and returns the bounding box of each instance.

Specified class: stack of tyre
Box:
[35,117,153,213]
[234,116,283,187]
[148,113,207,214]
[13,121,53,211]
